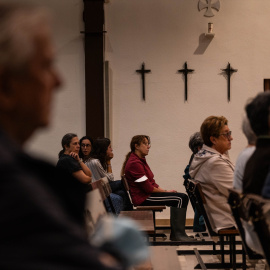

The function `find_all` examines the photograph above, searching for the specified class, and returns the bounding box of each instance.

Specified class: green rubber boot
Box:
[170,207,197,241]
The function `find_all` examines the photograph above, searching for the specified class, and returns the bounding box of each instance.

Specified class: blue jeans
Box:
[109,180,133,210]
[193,208,206,232]
[104,193,123,215]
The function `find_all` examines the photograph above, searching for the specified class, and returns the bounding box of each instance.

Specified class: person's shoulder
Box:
[236,147,255,162]
[0,130,22,167]
[127,153,143,164]
[207,153,228,163]
[126,155,145,172]
[90,158,99,163]
[56,154,77,167]
[86,158,100,166]
[206,153,234,172]
[130,153,142,161]
[58,154,73,161]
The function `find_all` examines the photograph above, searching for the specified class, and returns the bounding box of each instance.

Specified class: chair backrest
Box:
[90,178,116,214]
[183,178,196,212]
[186,179,217,236]
[90,179,107,201]
[85,188,107,236]
[228,189,263,259]
[246,194,270,266]
[121,175,134,208]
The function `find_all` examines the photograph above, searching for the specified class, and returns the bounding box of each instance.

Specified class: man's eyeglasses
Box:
[81,144,91,148]
[219,131,232,139]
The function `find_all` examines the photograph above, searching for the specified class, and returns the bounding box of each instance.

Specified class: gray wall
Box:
[25,0,86,163]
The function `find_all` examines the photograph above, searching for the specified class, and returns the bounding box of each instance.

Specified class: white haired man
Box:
[0,3,123,269]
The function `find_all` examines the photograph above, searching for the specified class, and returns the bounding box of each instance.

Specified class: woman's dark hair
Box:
[90,137,111,170]
[58,133,77,158]
[121,135,150,176]
[79,136,93,159]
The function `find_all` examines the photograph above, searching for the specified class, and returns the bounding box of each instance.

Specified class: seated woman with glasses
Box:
[189,116,236,233]
[84,137,132,213]
[79,136,93,163]
[121,135,195,242]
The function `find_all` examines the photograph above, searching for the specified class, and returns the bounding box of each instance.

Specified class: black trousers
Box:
[140,192,189,208]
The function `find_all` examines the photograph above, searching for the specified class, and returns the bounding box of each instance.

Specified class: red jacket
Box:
[125,153,159,206]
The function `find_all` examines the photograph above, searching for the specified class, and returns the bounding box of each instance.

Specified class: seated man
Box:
[0,3,123,269]
[189,116,235,233]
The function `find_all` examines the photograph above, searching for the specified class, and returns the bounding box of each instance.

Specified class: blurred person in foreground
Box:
[233,115,262,255]
[242,92,270,195]
[233,114,256,191]
[0,3,126,269]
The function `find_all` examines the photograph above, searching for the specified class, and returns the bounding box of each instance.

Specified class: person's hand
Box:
[70,152,80,161]
[107,153,114,161]
[167,189,177,193]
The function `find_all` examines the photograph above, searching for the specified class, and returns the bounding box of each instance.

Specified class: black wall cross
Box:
[136,62,151,100]
[221,62,238,102]
[178,62,194,101]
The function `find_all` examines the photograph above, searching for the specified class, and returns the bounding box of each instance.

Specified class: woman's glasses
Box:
[219,131,232,139]
[81,144,91,148]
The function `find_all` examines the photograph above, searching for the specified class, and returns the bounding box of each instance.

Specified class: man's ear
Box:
[210,136,216,145]
[134,143,139,150]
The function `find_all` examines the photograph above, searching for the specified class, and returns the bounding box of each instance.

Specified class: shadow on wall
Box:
[194,33,214,55]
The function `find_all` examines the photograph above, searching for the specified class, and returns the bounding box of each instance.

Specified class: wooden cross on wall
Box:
[136,62,151,100]
[221,62,238,102]
[178,62,194,101]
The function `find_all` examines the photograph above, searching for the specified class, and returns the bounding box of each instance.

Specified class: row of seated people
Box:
[56,91,270,247]
[56,133,195,242]
[57,135,132,214]
[187,91,270,260]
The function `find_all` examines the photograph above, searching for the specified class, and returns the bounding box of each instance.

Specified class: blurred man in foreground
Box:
[0,3,123,269]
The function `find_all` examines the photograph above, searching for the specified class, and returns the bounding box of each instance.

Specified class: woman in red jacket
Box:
[121,135,194,242]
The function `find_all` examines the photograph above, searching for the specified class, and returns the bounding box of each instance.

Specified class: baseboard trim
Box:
[156,218,193,226]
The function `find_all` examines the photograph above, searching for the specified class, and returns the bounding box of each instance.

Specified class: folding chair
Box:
[228,189,263,261]
[246,193,270,267]
[184,178,206,235]
[187,179,245,269]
